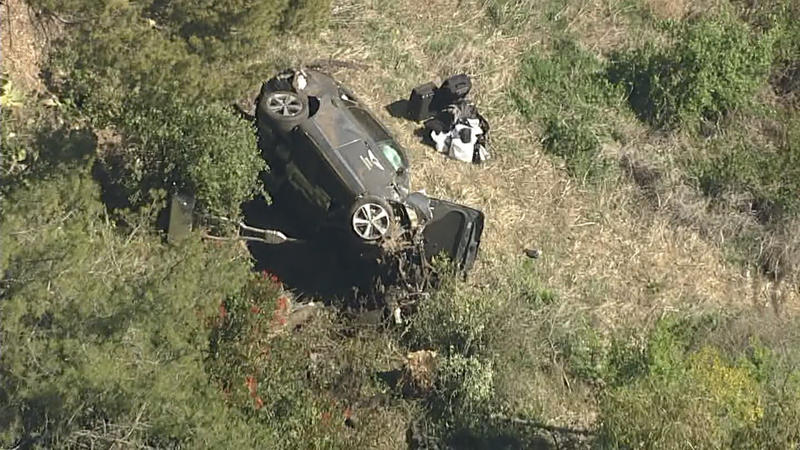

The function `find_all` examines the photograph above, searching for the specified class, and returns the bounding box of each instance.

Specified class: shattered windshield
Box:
[376,140,407,171]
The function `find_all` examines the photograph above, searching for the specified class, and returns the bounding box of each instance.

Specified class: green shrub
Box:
[735,0,800,104]
[0,78,31,182]
[597,315,800,449]
[406,262,564,440]
[0,166,411,448]
[559,325,650,387]
[746,367,800,449]
[600,346,765,449]
[559,325,612,384]
[608,17,775,129]
[484,0,539,32]
[691,113,800,220]
[39,0,330,217]
[0,169,260,447]
[279,0,333,33]
[513,39,619,122]
[408,274,499,356]
[512,38,621,182]
[434,354,496,424]
[542,116,611,181]
[206,275,415,448]
[44,0,330,109]
[98,92,265,218]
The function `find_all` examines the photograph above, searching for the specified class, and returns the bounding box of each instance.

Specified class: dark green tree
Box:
[0,166,264,447]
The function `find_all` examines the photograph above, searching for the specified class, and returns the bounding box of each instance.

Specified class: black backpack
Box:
[432,74,472,109]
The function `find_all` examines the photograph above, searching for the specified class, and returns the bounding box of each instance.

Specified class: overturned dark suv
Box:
[255,68,484,272]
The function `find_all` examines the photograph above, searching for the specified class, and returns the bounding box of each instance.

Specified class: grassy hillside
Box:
[2,0,799,447]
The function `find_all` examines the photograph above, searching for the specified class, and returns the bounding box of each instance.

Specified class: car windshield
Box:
[375,140,407,171]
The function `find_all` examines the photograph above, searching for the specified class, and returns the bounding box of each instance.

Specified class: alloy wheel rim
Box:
[352,203,390,240]
[267,93,303,117]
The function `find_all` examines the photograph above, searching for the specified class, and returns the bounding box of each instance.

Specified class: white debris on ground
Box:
[430,115,490,163]
[407,74,491,164]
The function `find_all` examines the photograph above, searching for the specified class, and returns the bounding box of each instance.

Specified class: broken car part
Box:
[166,192,296,244]
[422,198,484,273]
[167,192,196,243]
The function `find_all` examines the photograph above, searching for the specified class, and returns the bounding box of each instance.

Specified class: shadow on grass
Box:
[241,197,390,309]
[385,99,409,119]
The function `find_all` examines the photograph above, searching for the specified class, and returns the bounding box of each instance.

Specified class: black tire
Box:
[257,90,309,134]
[350,196,395,241]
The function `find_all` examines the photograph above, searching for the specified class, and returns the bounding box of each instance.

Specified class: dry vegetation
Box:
[253,0,798,328]
[1,0,47,92]
[236,0,799,436]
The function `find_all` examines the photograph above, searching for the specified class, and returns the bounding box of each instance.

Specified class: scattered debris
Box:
[344,407,358,428]
[524,248,541,259]
[407,74,490,164]
[405,350,438,393]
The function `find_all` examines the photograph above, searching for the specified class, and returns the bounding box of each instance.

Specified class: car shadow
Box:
[241,197,385,307]
[386,98,435,145]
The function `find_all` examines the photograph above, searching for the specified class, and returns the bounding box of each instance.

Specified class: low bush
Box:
[542,116,611,181]
[407,261,569,440]
[1,77,33,183]
[434,354,496,426]
[279,0,333,33]
[207,274,414,448]
[514,38,619,122]
[601,346,765,449]
[597,314,800,449]
[735,0,800,105]
[608,16,775,130]
[691,113,800,221]
[512,38,621,182]
[408,271,500,357]
[484,0,540,32]
[97,92,265,218]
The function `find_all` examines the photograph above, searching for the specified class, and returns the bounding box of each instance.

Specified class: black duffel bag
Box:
[432,74,471,109]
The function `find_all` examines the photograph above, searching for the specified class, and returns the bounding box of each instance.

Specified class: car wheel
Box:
[351,197,394,241]
[258,90,308,134]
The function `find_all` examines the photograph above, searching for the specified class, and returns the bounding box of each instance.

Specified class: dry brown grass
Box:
[250,0,800,328]
[645,0,688,19]
[646,0,728,20]
[0,0,51,93]
[565,0,651,52]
